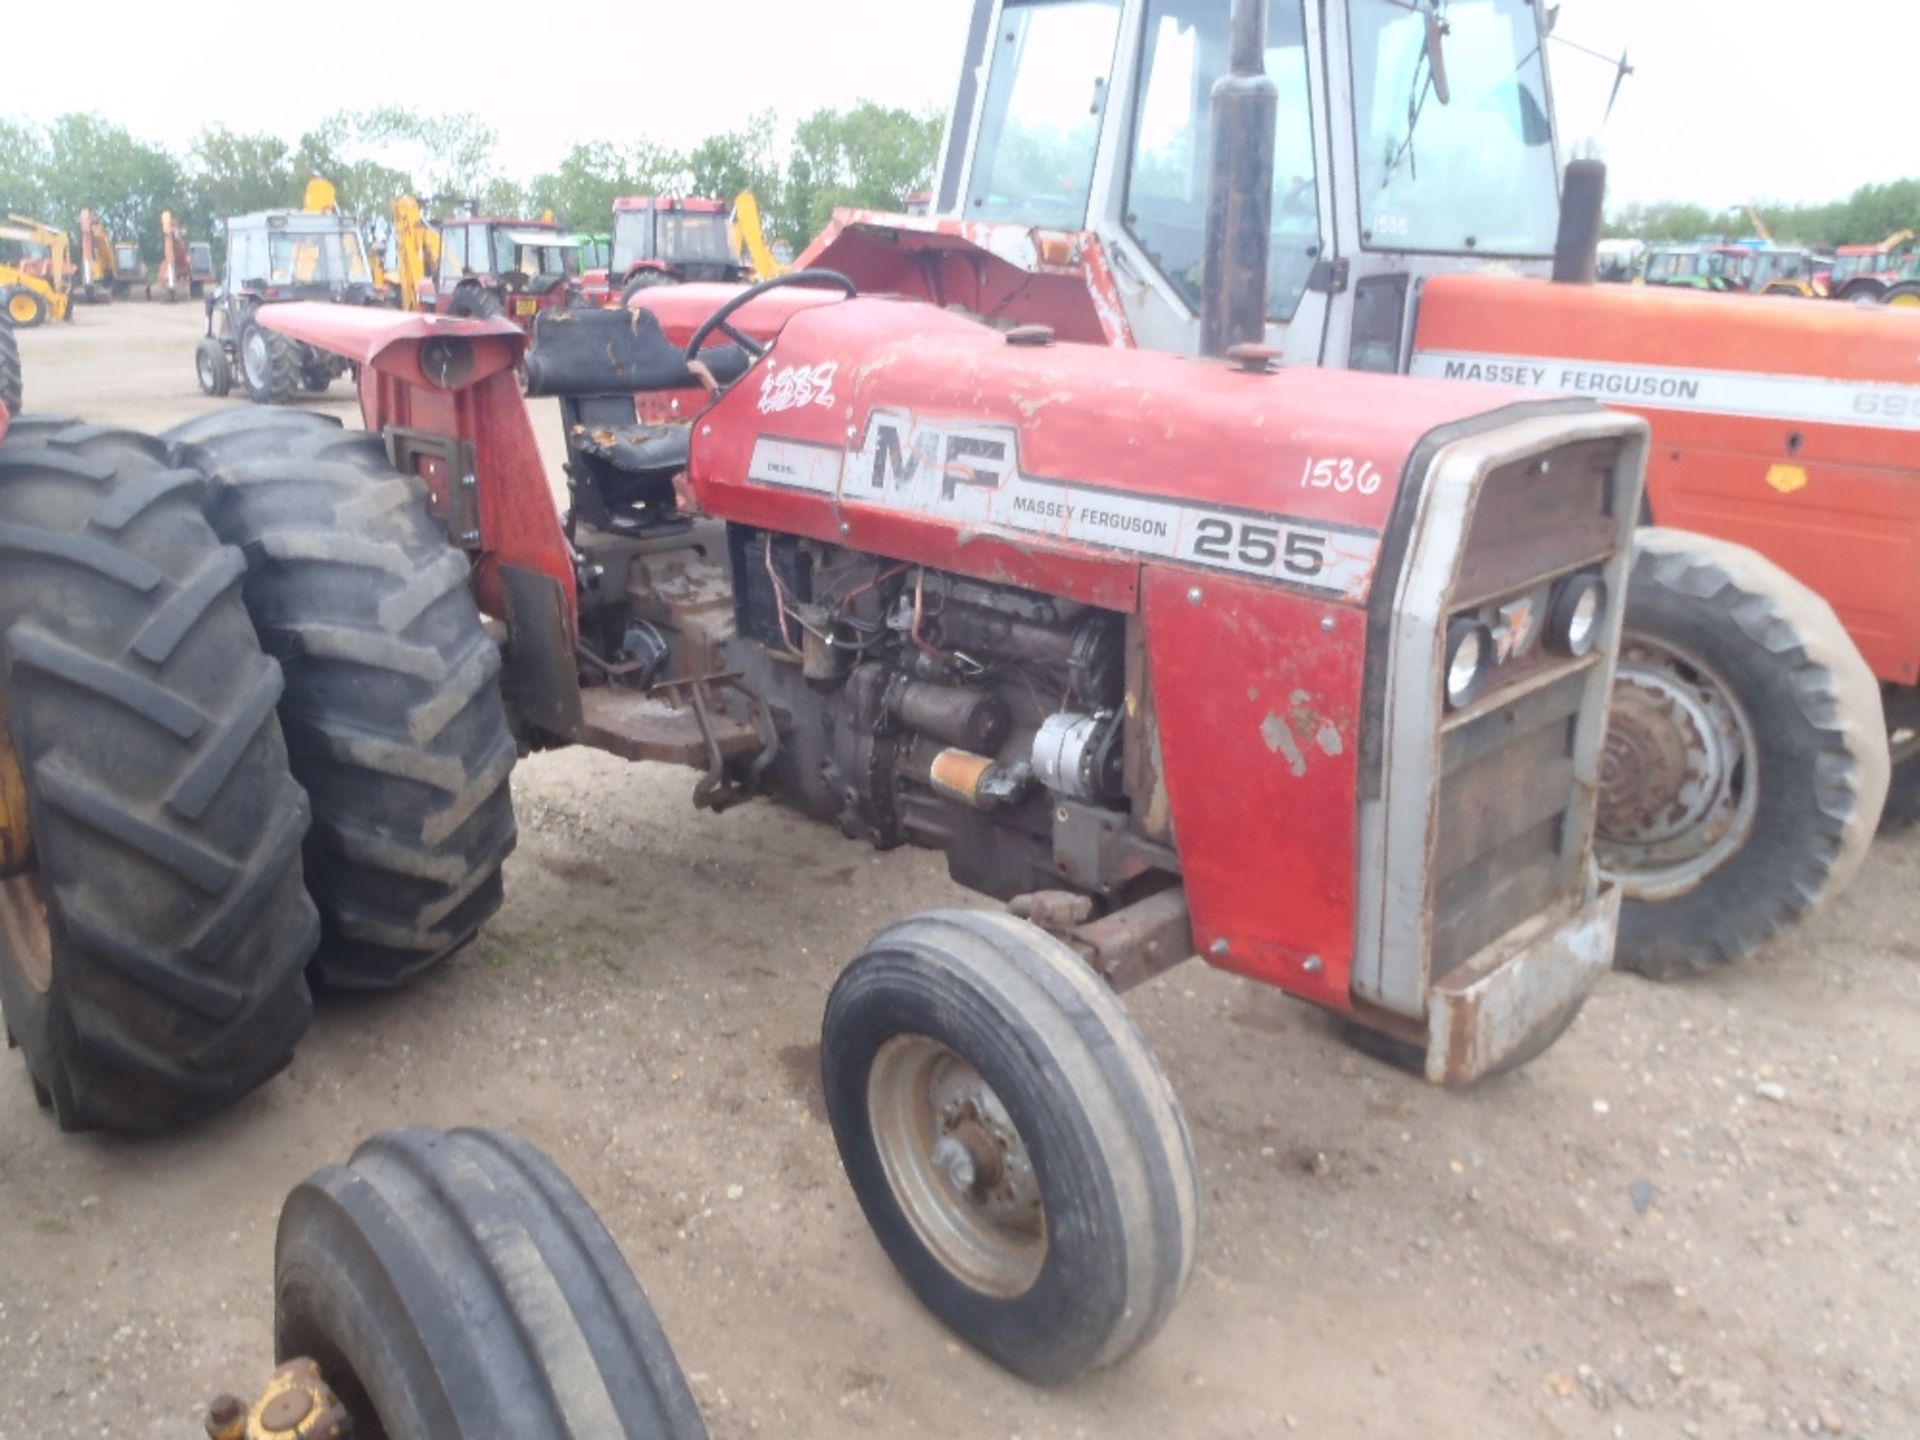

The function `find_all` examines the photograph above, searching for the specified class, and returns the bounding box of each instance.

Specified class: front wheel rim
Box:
[868,1034,1046,1298]
[1596,636,1760,900]
[7,294,36,323]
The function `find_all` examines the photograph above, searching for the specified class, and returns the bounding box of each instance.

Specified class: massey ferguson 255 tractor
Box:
[801,0,1894,980]
[0,29,1648,1380]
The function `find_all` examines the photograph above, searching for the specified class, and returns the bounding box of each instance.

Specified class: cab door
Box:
[1091,0,1334,364]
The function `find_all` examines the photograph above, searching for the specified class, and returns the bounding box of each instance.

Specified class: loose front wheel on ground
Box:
[272,1126,708,1438]
[1598,528,1888,979]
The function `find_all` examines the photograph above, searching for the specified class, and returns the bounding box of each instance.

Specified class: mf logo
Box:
[852,411,1018,510]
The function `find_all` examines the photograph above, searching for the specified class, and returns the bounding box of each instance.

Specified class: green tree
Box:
[781,103,942,243]
[689,113,782,210]
[0,119,50,218]
[40,115,183,262]
[185,126,295,240]
[528,141,688,230]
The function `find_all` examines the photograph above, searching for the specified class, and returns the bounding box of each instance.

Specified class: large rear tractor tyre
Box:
[167,411,517,990]
[5,288,47,328]
[240,322,298,406]
[1598,528,1888,979]
[0,321,19,417]
[276,1126,708,1439]
[0,424,316,1130]
[822,910,1199,1385]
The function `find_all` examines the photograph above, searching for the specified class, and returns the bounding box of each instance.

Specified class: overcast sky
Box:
[13,1,1914,210]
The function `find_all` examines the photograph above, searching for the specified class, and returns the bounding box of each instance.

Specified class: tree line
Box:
[1604,179,1920,248]
[0,106,941,261]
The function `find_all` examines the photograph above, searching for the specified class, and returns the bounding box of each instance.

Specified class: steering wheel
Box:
[683,269,858,365]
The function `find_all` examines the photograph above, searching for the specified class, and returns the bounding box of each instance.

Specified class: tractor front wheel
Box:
[240,322,297,405]
[1597,528,1888,978]
[1882,282,1920,309]
[0,423,316,1130]
[274,1127,709,1438]
[195,337,232,398]
[822,910,1199,1384]
[5,288,47,328]
[167,411,517,989]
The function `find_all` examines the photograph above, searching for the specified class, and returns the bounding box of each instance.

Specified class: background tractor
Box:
[610,196,747,304]
[196,209,383,403]
[428,215,581,327]
[800,0,1893,981]
[1827,228,1915,301]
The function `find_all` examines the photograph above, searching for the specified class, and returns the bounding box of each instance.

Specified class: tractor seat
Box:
[523,305,751,398]
[569,410,691,475]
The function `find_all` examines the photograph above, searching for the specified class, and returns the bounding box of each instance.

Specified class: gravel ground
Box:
[1,303,1915,1440]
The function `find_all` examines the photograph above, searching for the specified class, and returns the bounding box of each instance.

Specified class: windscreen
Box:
[1124,0,1320,322]
[1350,0,1559,256]
[258,229,371,286]
[658,212,730,263]
[966,0,1125,229]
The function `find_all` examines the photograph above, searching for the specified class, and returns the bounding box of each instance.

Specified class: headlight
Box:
[1547,574,1607,658]
[1445,619,1493,709]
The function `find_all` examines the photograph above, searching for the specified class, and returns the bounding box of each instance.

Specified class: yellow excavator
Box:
[0,213,73,325]
[388,195,441,310]
[729,190,786,281]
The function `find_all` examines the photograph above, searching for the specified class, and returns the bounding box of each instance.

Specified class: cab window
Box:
[967,0,1125,229]
[1124,0,1319,322]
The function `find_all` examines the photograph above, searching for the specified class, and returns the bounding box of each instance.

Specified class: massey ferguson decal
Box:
[1411,350,1920,432]
[746,410,1383,600]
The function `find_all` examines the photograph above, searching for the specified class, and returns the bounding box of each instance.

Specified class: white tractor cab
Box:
[806,0,1567,368]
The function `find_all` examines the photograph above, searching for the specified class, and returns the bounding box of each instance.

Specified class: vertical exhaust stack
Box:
[1553,159,1608,285]
[1201,0,1278,356]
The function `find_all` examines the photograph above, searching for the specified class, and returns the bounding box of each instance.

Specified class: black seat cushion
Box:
[523,305,751,398]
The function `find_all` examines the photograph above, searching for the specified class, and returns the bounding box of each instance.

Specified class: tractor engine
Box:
[722,535,1139,902]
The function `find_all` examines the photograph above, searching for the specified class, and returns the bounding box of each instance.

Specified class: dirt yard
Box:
[1,303,1915,1440]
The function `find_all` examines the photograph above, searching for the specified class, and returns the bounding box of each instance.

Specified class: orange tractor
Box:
[801,0,1895,980]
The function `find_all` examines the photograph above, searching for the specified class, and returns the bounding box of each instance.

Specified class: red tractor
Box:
[603,196,747,305]
[0,106,1646,1392]
[427,216,582,328]
[800,0,1894,981]
[1827,230,1915,302]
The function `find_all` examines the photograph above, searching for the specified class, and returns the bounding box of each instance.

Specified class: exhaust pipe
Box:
[1200,0,1277,356]
[1552,159,1608,285]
